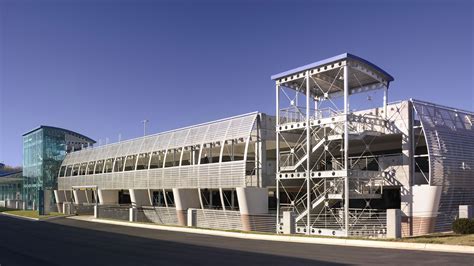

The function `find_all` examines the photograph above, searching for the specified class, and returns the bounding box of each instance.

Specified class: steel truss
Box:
[274,56,393,237]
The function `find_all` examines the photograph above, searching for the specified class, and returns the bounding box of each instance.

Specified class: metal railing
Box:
[138,206,179,225]
[278,107,341,124]
[97,205,130,221]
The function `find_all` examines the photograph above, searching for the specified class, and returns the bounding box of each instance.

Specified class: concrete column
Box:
[237,187,268,231]
[73,190,87,205]
[54,190,66,211]
[84,190,93,204]
[22,201,26,210]
[282,211,295,234]
[387,209,402,239]
[173,188,200,226]
[187,208,197,227]
[459,205,473,219]
[43,189,51,215]
[98,189,119,205]
[54,190,65,204]
[62,202,72,215]
[64,190,73,203]
[129,207,136,222]
[129,189,151,207]
[400,102,414,236]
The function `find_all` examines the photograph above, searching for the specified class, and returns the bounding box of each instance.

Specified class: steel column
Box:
[306,71,311,235]
[276,83,280,233]
[343,64,350,236]
[383,86,388,119]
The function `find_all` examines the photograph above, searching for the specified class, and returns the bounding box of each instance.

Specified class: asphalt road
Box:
[0,215,472,265]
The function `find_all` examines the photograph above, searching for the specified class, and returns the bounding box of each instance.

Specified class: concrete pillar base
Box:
[237,187,268,231]
[459,205,473,219]
[176,210,187,226]
[387,209,402,239]
[187,208,197,227]
[282,211,295,234]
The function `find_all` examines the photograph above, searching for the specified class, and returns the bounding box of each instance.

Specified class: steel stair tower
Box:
[272,53,394,236]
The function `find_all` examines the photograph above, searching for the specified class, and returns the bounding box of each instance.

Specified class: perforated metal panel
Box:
[59,113,258,190]
[413,100,474,231]
[196,209,243,231]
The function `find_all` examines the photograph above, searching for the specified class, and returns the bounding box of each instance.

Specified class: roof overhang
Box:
[271,53,394,99]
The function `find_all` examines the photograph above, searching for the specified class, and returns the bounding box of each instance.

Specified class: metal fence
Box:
[137,206,179,225]
[196,209,243,231]
[97,205,129,221]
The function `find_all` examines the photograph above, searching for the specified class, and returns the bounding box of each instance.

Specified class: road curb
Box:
[67,216,474,254]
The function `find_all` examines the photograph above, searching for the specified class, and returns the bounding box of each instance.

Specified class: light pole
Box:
[142,119,149,136]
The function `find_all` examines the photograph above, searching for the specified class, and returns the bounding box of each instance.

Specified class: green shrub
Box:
[452,218,474,234]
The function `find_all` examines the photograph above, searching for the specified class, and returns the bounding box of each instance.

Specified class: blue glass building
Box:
[22,126,95,210]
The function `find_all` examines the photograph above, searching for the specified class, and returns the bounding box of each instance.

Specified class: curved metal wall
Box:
[413,100,474,231]
[59,113,259,190]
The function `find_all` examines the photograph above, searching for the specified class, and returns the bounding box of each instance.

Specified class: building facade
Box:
[56,113,277,230]
[22,126,95,211]
[0,170,23,207]
[53,54,473,237]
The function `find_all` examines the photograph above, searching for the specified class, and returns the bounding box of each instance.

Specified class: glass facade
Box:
[0,173,22,201]
[23,126,94,209]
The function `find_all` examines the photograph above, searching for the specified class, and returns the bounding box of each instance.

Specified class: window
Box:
[181,146,193,166]
[87,162,96,175]
[59,166,66,177]
[164,149,179,167]
[200,143,220,164]
[104,158,115,173]
[94,160,104,174]
[124,155,137,171]
[72,164,80,176]
[65,165,73,176]
[149,152,163,169]
[221,140,235,162]
[136,153,150,170]
[113,157,125,172]
[79,163,88,175]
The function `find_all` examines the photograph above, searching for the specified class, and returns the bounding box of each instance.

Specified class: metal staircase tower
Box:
[272,54,394,236]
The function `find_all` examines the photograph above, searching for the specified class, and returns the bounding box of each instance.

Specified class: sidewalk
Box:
[68,216,474,254]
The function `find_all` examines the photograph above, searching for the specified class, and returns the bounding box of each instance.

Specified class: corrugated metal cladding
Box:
[413,100,474,231]
[59,113,258,190]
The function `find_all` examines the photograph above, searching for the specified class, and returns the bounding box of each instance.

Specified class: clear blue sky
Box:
[1,0,472,167]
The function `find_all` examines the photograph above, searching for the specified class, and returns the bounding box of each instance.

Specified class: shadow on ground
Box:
[0,215,341,266]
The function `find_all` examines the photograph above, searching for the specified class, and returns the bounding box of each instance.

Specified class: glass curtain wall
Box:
[23,128,67,209]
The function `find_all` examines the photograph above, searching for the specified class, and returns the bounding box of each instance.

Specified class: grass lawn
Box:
[0,207,14,212]
[0,209,65,219]
[398,233,474,246]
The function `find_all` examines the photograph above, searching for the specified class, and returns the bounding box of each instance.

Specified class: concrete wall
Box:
[98,190,119,205]
[237,187,269,231]
[173,188,200,226]
[129,189,151,207]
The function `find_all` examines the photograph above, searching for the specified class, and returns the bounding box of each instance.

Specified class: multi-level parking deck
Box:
[56,112,278,232]
[272,53,395,236]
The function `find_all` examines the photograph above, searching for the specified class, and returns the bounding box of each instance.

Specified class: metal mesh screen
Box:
[413,100,474,231]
